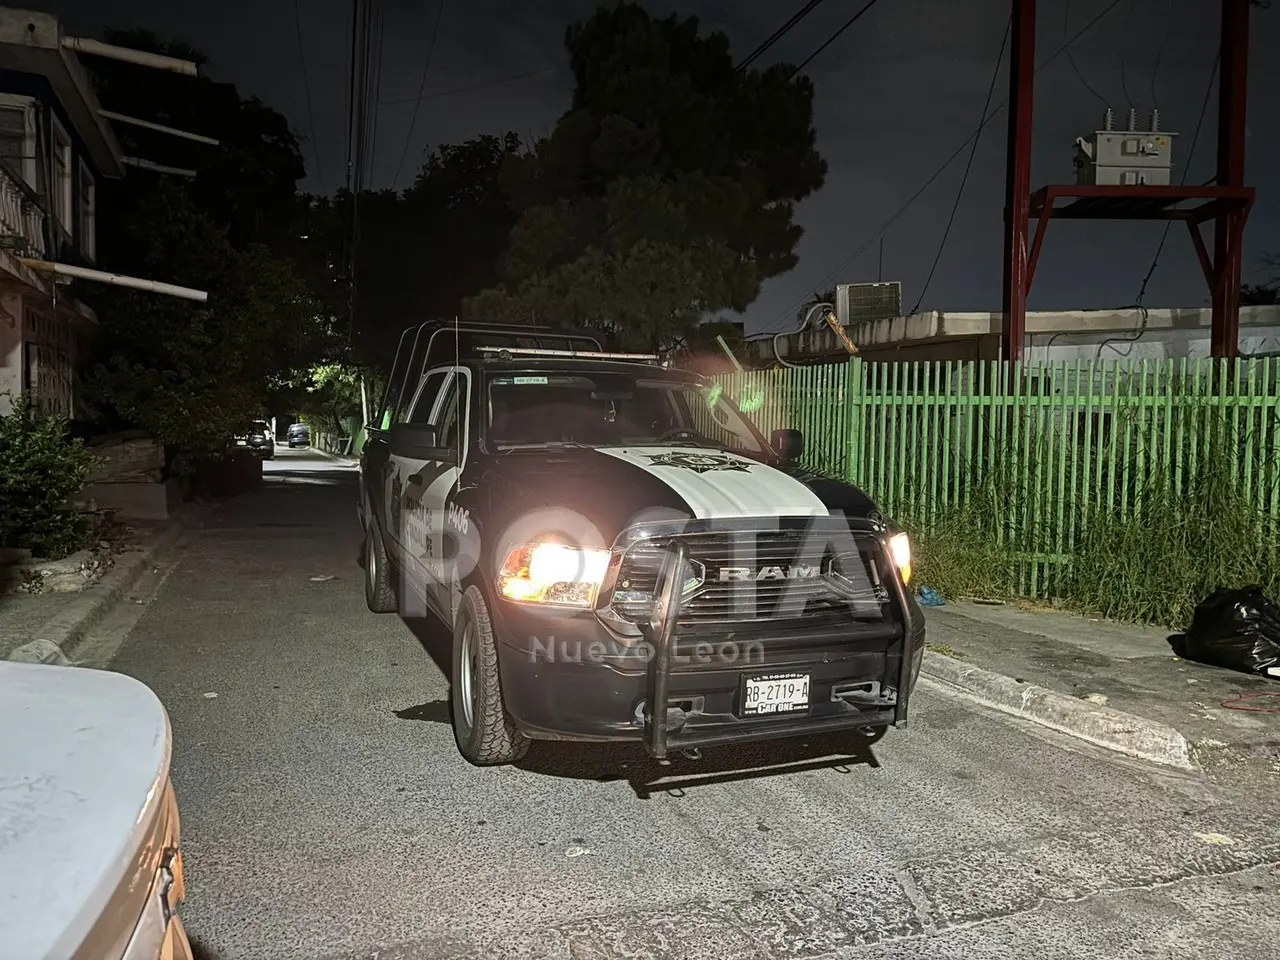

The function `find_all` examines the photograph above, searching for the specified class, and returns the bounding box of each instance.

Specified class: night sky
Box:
[45,0,1280,335]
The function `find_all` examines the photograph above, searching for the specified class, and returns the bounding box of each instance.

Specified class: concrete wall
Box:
[0,289,20,416]
[742,304,1280,367]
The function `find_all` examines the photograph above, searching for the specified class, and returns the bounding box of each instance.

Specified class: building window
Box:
[0,94,37,187]
[77,160,95,260]
[50,113,72,231]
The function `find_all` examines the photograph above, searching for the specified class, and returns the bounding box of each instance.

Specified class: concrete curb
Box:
[15,509,204,666]
[921,651,1194,769]
[313,447,359,465]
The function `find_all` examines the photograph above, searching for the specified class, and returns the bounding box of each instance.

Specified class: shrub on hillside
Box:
[0,396,103,559]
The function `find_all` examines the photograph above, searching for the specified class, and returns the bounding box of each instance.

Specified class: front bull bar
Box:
[639,527,917,761]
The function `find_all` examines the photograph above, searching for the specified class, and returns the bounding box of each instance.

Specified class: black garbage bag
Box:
[1170,587,1280,679]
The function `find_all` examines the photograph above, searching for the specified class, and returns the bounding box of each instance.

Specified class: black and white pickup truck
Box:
[359,322,924,766]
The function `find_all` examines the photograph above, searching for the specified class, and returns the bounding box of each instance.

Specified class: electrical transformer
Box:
[1073,108,1177,186]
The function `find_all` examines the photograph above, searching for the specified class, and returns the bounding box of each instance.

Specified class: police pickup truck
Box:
[359,322,924,766]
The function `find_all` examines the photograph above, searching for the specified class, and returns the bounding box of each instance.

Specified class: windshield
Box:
[485,371,766,453]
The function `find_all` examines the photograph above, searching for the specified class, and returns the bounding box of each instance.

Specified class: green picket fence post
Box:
[843,357,864,484]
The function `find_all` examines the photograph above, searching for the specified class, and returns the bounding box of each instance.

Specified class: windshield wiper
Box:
[628,433,729,450]
[496,441,596,452]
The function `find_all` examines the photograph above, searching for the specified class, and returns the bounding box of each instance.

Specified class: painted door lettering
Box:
[447,502,470,535]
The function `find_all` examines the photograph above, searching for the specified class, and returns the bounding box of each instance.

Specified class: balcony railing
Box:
[0,162,48,260]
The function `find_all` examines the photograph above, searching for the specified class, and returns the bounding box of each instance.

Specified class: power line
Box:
[344,0,376,351]
[292,0,327,194]
[363,0,386,190]
[1150,0,1174,108]
[761,0,1129,334]
[380,66,558,105]
[1064,0,1110,108]
[391,0,446,190]
[743,0,831,72]
[342,0,361,199]
[910,15,1011,317]
[786,0,882,79]
[1118,0,1137,111]
[1134,51,1219,303]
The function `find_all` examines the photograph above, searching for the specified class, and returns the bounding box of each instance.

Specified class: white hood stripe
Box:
[595,447,828,520]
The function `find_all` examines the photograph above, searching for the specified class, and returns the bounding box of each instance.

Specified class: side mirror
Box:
[772,428,803,462]
[389,423,455,463]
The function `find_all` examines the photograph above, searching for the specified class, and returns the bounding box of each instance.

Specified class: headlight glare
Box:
[888,531,912,584]
[498,541,610,607]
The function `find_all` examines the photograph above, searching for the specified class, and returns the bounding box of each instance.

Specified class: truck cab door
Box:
[388,367,456,620]
[421,368,471,622]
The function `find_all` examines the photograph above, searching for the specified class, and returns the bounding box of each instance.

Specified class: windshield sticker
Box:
[645,451,753,474]
[513,376,548,385]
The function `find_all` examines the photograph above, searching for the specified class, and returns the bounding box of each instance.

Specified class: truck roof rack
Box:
[477,346,662,363]
[374,321,609,427]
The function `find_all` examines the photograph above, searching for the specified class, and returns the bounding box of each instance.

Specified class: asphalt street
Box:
[106,447,1280,960]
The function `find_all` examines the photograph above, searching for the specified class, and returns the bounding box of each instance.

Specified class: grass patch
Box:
[894,427,1280,631]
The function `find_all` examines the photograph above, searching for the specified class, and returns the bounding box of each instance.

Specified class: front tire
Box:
[451,585,529,766]
[364,520,397,613]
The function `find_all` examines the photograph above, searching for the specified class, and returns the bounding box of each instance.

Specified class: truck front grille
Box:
[606,528,891,627]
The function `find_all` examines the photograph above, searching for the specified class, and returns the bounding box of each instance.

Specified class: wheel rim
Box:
[459,621,478,730]
[366,530,377,588]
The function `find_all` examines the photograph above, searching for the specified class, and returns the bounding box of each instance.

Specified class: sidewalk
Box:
[921,600,1280,770]
[0,505,209,663]
[312,445,359,465]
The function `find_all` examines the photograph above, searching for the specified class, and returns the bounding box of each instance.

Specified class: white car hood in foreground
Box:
[0,661,172,960]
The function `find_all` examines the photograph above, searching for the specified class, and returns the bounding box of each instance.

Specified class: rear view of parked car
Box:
[234,420,274,459]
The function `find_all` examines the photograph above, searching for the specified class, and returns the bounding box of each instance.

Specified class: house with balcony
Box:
[0,7,211,419]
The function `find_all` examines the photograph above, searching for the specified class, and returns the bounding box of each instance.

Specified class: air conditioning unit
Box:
[835,282,901,327]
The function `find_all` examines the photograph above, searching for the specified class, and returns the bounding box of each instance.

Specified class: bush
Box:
[0,397,103,559]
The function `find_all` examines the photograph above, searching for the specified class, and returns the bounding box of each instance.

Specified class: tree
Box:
[1241,253,1280,305]
[296,134,526,373]
[463,2,827,349]
[75,32,336,467]
[84,182,328,471]
[86,30,307,252]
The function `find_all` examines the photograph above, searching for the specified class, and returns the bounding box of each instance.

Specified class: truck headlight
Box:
[888,532,912,585]
[497,542,611,607]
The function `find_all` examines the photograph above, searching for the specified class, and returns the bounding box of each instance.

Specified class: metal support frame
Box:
[1024,185,1255,302]
[98,109,219,146]
[1212,0,1251,358]
[1001,0,1037,364]
[1002,0,1253,361]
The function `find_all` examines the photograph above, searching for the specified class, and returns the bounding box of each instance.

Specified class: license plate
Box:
[741,672,810,716]
[236,439,246,445]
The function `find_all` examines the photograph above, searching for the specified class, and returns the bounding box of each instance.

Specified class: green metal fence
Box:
[714,356,1280,599]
